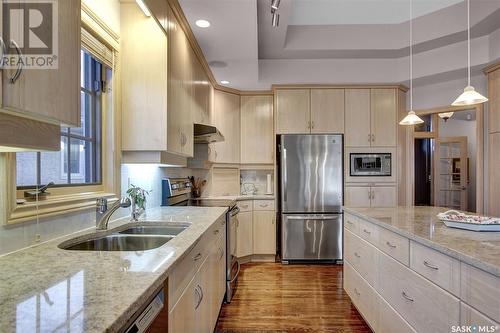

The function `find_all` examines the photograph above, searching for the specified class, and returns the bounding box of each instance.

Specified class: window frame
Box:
[16,52,104,190]
[0,6,121,226]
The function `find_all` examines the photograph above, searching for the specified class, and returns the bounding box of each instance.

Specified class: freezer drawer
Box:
[282,214,343,261]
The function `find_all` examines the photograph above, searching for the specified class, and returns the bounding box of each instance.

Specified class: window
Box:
[16,50,104,188]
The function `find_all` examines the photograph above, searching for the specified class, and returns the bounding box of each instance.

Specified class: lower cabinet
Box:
[252,210,276,255]
[345,185,396,208]
[169,220,226,333]
[236,211,253,258]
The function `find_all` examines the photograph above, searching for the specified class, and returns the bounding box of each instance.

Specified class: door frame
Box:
[405,104,484,213]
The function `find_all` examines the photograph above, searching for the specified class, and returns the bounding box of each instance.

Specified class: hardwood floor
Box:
[216,263,372,333]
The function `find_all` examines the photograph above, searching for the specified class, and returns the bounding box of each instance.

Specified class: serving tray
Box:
[437,210,500,232]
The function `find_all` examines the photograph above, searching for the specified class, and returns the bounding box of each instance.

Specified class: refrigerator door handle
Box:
[286,215,341,220]
[282,148,287,202]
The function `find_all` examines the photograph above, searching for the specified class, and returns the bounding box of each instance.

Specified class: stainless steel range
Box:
[161,178,240,303]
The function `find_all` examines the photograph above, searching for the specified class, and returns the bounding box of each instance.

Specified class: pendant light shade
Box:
[400,110,424,125]
[452,0,488,106]
[451,85,488,106]
[399,0,424,126]
[438,112,454,121]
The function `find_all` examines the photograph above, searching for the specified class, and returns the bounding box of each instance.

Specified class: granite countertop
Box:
[0,206,227,333]
[344,206,500,277]
[203,194,275,201]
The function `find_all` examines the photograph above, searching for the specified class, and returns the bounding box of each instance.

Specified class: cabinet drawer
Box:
[378,226,409,266]
[253,200,275,211]
[169,234,210,310]
[344,213,359,235]
[358,219,379,246]
[344,229,378,287]
[237,201,252,212]
[207,216,226,242]
[460,302,500,328]
[378,251,460,333]
[461,263,500,323]
[410,241,460,296]
[343,261,379,331]
[378,295,417,333]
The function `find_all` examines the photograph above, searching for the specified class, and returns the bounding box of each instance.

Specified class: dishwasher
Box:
[125,289,165,333]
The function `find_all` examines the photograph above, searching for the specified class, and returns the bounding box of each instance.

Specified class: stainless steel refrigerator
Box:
[279,134,343,262]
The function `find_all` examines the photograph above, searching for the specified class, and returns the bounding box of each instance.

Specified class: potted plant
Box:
[126,184,151,221]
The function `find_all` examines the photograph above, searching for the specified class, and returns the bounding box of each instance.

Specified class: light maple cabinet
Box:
[276,88,345,134]
[345,89,371,147]
[345,185,396,208]
[121,3,168,151]
[211,90,240,163]
[310,89,345,133]
[167,7,193,157]
[191,53,212,126]
[253,210,276,255]
[371,89,397,147]
[169,218,226,333]
[0,0,80,127]
[275,89,310,134]
[240,95,274,164]
[345,88,397,147]
[236,211,253,258]
[490,132,500,218]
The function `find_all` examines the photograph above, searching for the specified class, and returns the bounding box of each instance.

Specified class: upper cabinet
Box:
[345,88,397,147]
[276,89,310,134]
[310,89,345,133]
[276,88,345,134]
[370,89,397,147]
[0,0,80,127]
[121,2,168,151]
[167,7,193,157]
[211,90,240,164]
[240,95,274,164]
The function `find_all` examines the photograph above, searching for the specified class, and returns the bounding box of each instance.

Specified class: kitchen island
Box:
[0,206,227,333]
[343,206,500,333]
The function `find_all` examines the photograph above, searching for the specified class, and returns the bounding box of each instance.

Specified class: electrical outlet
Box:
[34,234,41,243]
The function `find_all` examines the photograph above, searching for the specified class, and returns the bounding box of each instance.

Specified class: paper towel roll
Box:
[266,174,273,195]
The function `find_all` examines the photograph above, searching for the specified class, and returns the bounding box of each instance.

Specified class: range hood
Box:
[194,123,225,144]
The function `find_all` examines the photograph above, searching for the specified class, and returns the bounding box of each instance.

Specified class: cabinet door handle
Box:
[311,121,315,129]
[423,260,439,270]
[354,288,360,296]
[362,229,371,235]
[193,253,202,261]
[259,203,269,207]
[213,229,219,235]
[346,220,353,225]
[354,252,361,258]
[9,40,23,84]
[401,291,414,302]
[386,241,397,249]
[194,285,203,309]
[371,134,375,142]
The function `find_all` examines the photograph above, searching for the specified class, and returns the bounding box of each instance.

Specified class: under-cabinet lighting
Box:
[135,0,151,17]
[221,80,230,85]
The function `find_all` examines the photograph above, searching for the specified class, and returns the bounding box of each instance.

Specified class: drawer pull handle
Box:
[401,291,414,302]
[260,204,269,207]
[354,288,360,296]
[194,253,202,261]
[214,229,220,235]
[423,261,439,270]
[363,229,371,235]
[354,252,361,258]
[386,241,397,249]
[346,220,353,225]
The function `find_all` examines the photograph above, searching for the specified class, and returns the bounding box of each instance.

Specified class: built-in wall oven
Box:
[350,153,392,177]
[161,178,240,303]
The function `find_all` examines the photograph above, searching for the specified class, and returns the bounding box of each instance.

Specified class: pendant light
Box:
[399,0,424,126]
[451,0,488,106]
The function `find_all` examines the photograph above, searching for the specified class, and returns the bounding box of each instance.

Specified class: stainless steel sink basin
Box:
[60,234,172,251]
[118,225,188,236]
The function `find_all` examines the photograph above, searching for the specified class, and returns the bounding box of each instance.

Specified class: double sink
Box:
[59,222,191,251]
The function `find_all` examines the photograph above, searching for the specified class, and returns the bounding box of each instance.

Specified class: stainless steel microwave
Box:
[350,153,392,177]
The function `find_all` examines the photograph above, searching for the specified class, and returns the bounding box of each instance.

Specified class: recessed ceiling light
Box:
[221,80,230,85]
[195,19,211,28]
